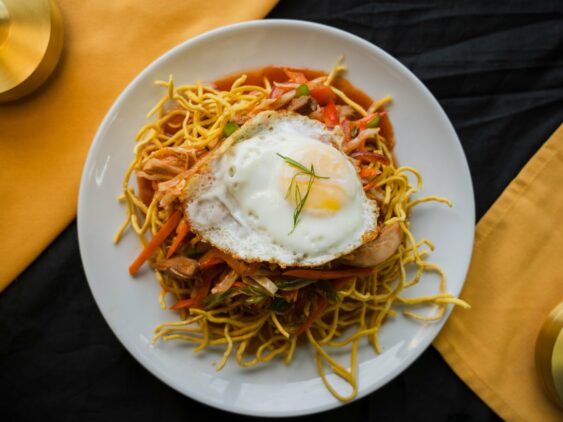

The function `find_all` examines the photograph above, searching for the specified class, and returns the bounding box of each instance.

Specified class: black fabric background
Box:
[1,1,562,420]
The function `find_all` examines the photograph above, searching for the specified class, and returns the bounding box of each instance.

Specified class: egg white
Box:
[185,111,379,267]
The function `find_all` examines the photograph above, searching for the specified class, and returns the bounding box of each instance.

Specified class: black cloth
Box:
[1,1,562,420]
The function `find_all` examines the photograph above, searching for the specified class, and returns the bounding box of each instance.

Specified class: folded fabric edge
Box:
[475,123,563,245]
[0,212,75,292]
[433,337,522,421]
[433,123,563,421]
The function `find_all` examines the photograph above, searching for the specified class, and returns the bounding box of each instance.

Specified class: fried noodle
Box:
[115,59,469,402]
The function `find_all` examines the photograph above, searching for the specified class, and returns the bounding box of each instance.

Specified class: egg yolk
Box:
[280,146,352,217]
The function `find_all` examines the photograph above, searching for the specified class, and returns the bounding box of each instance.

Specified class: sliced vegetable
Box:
[295,295,328,336]
[270,297,293,314]
[198,248,224,270]
[201,288,238,309]
[367,114,381,128]
[351,126,359,138]
[276,278,316,291]
[185,245,207,259]
[166,219,190,258]
[360,167,381,179]
[129,210,182,276]
[309,85,335,106]
[223,121,239,136]
[250,275,278,297]
[170,298,195,310]
[170,277,212,310]
[323,100,339,128]
[282,267,374,280]
[315,281,340,304]
[296,84,310,97]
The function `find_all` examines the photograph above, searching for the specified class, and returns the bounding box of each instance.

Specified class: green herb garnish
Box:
[296,84,310,97]
[223,121,239,136]
[367,114,381,128]
[276,153,329,234]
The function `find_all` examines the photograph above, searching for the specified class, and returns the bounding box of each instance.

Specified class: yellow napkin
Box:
[434,124,563,421]
[0,0,277,291]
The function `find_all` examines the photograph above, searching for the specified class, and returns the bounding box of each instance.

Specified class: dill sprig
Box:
[276,153,329,234]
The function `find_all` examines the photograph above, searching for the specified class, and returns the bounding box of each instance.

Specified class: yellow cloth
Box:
[434,124,563,421]
[0,0,277,291]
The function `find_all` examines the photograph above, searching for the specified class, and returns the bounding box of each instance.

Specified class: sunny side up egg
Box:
[185,111,379,267]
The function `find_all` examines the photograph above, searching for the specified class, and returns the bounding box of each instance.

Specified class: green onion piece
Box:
[351,126,359,138]
[276,278,316,291]
[224,121,239,136]
[185,246,205,259]
[269,297,293,314]
[367,114,381,128]
[316,281,340,304]
[296,84,310,97]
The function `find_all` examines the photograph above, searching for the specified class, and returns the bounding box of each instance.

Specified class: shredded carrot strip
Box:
[199,248,224,270]
[166,219,190,258]
[363,181,377,191]
[171,298,195,310]
[360,167,380,179]
[295,296,327,336]
[171,277,212,310]
[129,210,182,275]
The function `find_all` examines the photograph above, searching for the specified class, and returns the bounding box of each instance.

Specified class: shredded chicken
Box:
[136,147,195,182]
[153,256,199,280]
[341,222,404,267]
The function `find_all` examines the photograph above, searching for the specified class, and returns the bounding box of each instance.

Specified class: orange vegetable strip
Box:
[199,248,224,270]
[129,210,182,276]
[282,267,374,280]
[323,100,339,128]
[166,219,190,258]
[360,167,380,179]
[170,277,212,310]
[193,278,212,307]
[295,296,327,336]
[363,181,377,191]
[171,298,195,310]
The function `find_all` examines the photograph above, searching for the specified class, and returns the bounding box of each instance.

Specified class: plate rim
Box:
[77,18,475,417]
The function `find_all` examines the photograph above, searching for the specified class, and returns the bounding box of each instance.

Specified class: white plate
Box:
[78,20,475,417]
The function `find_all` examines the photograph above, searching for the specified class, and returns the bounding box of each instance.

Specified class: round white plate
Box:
[78,20,475,417]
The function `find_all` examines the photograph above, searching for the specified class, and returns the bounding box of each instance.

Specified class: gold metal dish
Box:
[535,301,563,408]
[0,0,63,102]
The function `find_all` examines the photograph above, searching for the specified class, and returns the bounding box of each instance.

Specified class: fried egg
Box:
[185,111,378,267]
